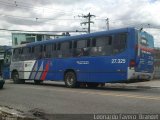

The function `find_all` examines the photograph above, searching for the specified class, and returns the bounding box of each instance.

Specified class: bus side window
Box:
[73,41,77,49]
[77,40,86,49]
[61,42,71,58]
[51,43,57,58]
[30,47,35,59]
[105,36,113,55]
[15,48,21,61]
[22,47,28,60]
[87,39,91,47]
[73,41,77,57]
[44,45,46,52]
[12,49,15,61]
[18,48,22,61]
[34,45,41,59]
[57,43,62,58]
[46,44,52,58]
[31,47,34,53]
[28,47,31,60]
[76,40,86,57]
[90,36,113,56]
[69,41,72,49]
[42,45,46,58]
[92,38,96,47]
[13,48,19,61]
[57,43,61,51]
[113,33,127,54]
[108,36,112,45]
[69,41,73,57]
[54,44,57,51]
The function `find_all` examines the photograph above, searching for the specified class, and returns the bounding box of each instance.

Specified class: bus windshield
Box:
[4,49,12,65]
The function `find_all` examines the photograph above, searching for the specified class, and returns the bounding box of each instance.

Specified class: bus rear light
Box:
[129,60,136,67]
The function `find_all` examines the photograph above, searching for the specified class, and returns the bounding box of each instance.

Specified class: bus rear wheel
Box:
[12,72,25,84]
[64,71,78,88]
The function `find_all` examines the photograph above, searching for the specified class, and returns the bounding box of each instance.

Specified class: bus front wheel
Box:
[12,72,25,84]
[64,71,78,88]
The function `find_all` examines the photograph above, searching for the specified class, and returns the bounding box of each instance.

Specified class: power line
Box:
[0,0,77,16]
[17,0,79,15]
[12,0,77,14]
[0,13,83,21]
[0,14,84,28]
[0,35,11,37]
[0,28,87,33]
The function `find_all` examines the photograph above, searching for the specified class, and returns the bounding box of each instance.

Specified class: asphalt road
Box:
[0,80,160,116]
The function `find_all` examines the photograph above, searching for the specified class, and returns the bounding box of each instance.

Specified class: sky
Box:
[0,0,160,47]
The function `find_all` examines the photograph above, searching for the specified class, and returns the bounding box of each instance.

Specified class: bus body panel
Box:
[127,30,154,80]
[54,53,129,83]
[10,28,154,84]
[10,60,35,79]
[10,53,129,83]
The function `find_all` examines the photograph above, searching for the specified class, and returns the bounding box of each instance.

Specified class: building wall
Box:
[12,33,46,47]
[12,33,69,47]
[12,33,26,46]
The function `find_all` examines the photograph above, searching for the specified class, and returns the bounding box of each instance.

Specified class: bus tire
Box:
[87,83,99,88]
[64,71,78,88]
[12,72,25,84]
[34,80,43,85]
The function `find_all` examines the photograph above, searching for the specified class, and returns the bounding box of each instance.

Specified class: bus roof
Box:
[14,27,137,48]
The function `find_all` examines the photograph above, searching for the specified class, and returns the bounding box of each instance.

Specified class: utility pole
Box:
[106,18,109,30]
[79,12,95,33]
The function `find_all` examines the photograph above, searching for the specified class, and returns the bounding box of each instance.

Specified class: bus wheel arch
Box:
[64,69,79,88]
[11,70,25,84]
[11,70,18,79]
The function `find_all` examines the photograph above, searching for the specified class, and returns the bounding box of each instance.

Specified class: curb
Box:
[0,106,35,120]
[104,83,160,89]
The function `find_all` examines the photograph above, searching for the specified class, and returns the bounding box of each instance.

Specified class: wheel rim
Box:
[66,73,75,86]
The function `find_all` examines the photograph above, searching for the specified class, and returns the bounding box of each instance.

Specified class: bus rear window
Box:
[140,37,148,47]
[139,32,154,48]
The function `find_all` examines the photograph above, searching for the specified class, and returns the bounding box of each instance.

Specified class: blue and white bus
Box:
[10,27,154,87]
